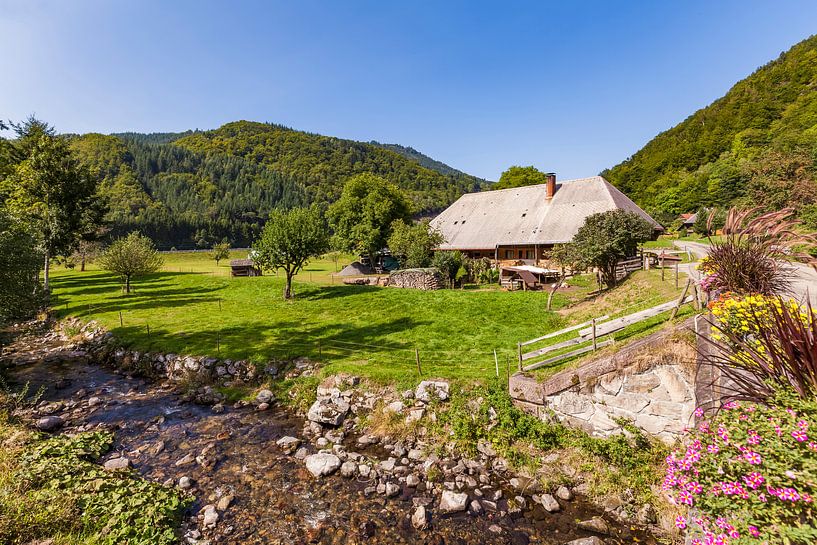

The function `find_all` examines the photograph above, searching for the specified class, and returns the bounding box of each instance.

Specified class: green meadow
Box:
[51,251,686,386]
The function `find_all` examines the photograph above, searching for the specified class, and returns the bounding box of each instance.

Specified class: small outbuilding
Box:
[230,259,262,277]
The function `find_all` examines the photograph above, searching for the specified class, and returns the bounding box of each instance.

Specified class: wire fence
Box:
[56,295,515,382]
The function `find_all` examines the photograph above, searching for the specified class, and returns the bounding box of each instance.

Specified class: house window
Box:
[526,250,534,259]
[505,250,514,259]
[473,252,481,258]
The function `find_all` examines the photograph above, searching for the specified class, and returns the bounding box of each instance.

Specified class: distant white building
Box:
[430,174,662,265]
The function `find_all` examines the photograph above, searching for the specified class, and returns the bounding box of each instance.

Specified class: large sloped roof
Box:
[429,176,662,250]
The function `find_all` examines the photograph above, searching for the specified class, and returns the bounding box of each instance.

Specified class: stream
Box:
[1,325,658,545]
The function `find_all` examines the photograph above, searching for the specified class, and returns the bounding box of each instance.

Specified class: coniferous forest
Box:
[66,121,488,249]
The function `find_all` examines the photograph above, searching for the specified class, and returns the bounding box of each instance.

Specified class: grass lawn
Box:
[51,252,689,387]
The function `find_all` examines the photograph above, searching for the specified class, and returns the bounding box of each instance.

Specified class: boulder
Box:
[577,517,610,535]
[340,461,358,478]
[202,504,219,528]
[535,493,560,513]
[439,490,468,514]
[556,485,574,501]
[178,476,194,490]
[565,538,604,545]
[307,397,350,426]
[255,389,275,404]
[304,453,341,477]
[103,457,131,471]
[416,380,450,403]
[35,416,64,431]
[276,436,301,455]
[411,505,429,529]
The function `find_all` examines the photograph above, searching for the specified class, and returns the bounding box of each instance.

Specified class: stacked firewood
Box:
[388,268,444,290]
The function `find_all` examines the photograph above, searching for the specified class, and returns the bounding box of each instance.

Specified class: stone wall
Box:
[58,318,279,403]
[510,319,697,443]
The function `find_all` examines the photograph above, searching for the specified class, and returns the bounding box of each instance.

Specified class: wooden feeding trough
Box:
[230,259,262,277]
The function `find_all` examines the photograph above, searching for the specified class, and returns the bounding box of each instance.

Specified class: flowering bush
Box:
[664,388,817,544]
[704,294,817,401]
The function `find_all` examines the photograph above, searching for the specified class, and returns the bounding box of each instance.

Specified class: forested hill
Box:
[174,121,488,207]
[68,121,488,249]
[370,141,475,179]
[602,34,817,225]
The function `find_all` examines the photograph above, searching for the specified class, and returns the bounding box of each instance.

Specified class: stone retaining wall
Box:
[510,319,698,443]
[60,319,276,403]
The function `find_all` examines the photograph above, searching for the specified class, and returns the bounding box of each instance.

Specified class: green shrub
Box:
[0,429,190,545]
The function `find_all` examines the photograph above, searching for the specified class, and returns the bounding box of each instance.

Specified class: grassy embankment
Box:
[51,251,691,387]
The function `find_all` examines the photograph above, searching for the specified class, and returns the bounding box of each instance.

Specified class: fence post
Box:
[119,311,123,327]
[661,257,665,281]
[146,323,150,337]
[517,343,522,372]
[217,331,220,354]
[670,279,692,321]
[218,298,222,311]
[415,348,422,377]
[591,318,597,351]
[675,262,679,289]
[494,349,499,379]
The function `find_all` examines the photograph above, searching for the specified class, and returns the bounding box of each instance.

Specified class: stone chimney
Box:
[546,173,556,199]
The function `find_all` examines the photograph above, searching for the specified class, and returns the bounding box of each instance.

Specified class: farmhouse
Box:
[430,174,662,267]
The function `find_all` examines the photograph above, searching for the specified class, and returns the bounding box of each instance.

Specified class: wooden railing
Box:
[517,284,695,372]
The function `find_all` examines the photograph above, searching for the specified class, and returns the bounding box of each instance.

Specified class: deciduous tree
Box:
[493,166,549,190]
[572,210,654,289]
[0,207,43,322]
[210,241,231,266]
[253,206,329,299]
[387,219,445,269]
[327,174,412,266]
[99,232,164,294]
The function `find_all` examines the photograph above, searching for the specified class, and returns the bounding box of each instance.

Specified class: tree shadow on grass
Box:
[109,316,430,365]
[295,283,383,301]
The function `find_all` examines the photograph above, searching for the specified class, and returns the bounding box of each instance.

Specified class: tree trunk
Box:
[80,254,86,272]
[43,251,50,293]
[125,275,131,294]
[284,272,293,299]
[546,274,565,311]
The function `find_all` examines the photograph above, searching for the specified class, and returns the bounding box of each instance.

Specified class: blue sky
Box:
[1,1,816,181]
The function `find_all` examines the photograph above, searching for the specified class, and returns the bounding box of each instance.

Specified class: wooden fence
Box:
[517,283,696,372]
[614,256,643,281]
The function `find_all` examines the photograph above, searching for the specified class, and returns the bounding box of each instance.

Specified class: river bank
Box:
[0,319,667,544]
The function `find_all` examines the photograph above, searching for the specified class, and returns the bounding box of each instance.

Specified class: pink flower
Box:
[742,472,765,489]
[708,444,720,454]
[775,425,783,437]
[797,419,809,430]
[748,526,760,537]
[677,490,694,506]
[747,431,761,445]
[717,426,730,442]
[686,481,704,494]
[791,429,808,442]
[675,515,687,529]
[694,407,705,418]
[743,451,762,465]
